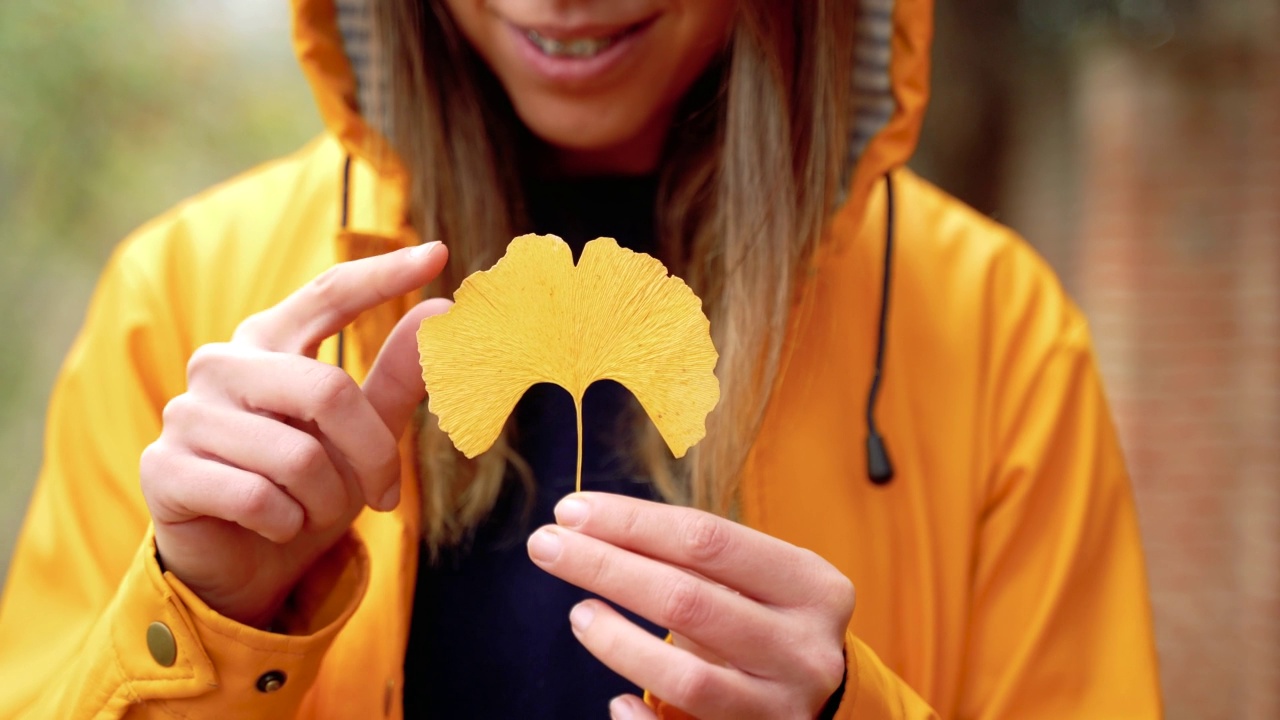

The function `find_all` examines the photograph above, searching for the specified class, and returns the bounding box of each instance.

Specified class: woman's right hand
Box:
[139,242,450,629]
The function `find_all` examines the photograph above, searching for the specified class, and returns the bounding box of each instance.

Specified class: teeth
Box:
[526,29,617,58]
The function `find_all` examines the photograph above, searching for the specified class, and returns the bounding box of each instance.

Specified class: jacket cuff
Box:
[110,527,369,716]
[844,631,940,719]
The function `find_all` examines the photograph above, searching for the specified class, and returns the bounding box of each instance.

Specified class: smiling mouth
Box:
[521,20,651,59]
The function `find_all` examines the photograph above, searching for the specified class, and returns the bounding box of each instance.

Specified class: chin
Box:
[525,106,636,147]
[509,94,668,173]
[529,123,631,153]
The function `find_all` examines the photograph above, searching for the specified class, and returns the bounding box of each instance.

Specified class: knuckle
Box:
[658,575,710,629]
[233,479,301,542]
[799,550,853,612]
[363,462,400,508]
[767,699,806,720]
[138,442,170,493]
[159,395,183,428]
[817,646,847,694]
[310,494,348,528]
[370,434,401,475]
[784,697,818,720]
[809,561,855,616]
[232,312,269,344]
[680,512,730,564]
[269,518,304,544]
[672,664,716,709]
[185,343,221,378]
[830,573,857,619]
[279,436,327,480]
[187,343,244,387]
[310,265,343,295]
[160,394,199,429]
[306,365,357,416]
[589,611,624,655]
[306,267,345,315]
[798,547,827,570]
[581,544,611,587]
[617,502,644,538]
[138,443,185,521]
[234,477,278,520]
[793,640,844,691]
[780,704,808,720]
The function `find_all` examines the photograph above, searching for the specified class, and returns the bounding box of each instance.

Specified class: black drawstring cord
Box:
[335,154,353,371]
[865,172,896,485]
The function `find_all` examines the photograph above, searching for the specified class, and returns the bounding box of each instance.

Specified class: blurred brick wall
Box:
[916,4,1279,716]
[1072,36,1279,719]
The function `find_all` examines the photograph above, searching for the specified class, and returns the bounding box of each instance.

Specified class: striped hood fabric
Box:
[290,0,932,220]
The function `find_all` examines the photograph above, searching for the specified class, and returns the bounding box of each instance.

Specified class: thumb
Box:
[363,297,454,438]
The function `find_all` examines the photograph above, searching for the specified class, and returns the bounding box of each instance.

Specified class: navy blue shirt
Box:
[403,176,667,718]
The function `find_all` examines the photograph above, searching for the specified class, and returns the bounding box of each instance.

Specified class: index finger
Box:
[553,492,840,609]
[234,242,448,355]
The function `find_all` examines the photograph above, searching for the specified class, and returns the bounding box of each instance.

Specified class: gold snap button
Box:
[256,670,287,693]
[146,622,177,667]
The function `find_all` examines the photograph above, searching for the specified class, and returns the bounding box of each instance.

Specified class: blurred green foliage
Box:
[0,0,321,581]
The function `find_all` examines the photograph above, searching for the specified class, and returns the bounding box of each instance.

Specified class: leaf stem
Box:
[574,394,584,493]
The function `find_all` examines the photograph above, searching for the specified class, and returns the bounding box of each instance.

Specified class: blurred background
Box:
[0,1,1275,717]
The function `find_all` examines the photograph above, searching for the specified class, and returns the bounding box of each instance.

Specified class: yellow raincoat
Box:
[0,0,1161,717]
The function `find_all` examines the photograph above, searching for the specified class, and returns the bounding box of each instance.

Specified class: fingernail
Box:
[569,602,595,633]
[527,528,563,563]
[409,241,440,259]
[609,695,635,720]
[377,483,401,512]
[555,495,589,527]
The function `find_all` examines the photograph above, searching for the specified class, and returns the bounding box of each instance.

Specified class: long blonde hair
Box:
[370,1,855,555]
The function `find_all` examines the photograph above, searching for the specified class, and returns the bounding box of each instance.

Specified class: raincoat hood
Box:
[289,0,933,225]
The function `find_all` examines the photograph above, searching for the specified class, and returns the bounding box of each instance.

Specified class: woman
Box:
[0,0,1162,717]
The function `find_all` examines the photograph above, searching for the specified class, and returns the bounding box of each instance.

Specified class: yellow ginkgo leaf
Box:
[417,234,720,491]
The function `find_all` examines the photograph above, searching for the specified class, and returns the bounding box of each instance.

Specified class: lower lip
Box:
[505,19,655,87]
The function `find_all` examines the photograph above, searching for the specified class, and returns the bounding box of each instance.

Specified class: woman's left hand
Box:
[527,492,855,720]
